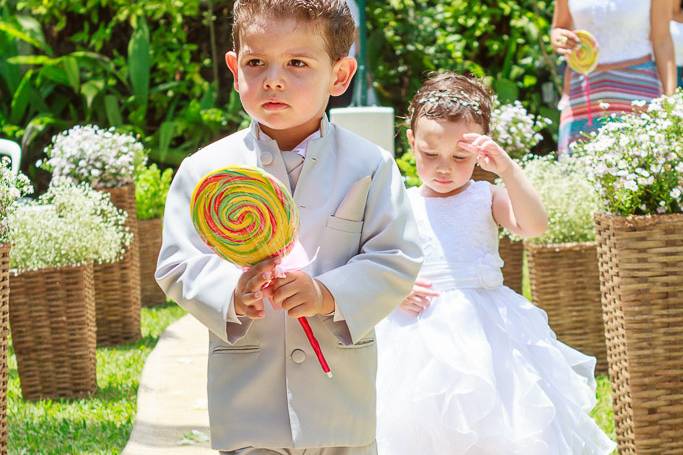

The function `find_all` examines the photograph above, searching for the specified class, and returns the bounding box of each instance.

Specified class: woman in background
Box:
[673,0,683,87]
[552,0,675,154]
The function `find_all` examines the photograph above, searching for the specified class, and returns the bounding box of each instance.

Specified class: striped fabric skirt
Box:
[558,58,662,154]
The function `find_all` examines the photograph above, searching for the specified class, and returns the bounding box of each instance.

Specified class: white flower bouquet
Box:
[573,90,683,216]
[0,157,33,244]
[8,182,132,272]
[490,97,552,160]
[505,155,600,245]
[41,125,147,189]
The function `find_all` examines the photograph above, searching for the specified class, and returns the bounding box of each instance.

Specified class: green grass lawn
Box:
[592,375,616,443]
[8,302,186,455]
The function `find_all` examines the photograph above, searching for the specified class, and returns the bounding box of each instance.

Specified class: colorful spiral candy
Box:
[190,166,299,267]
[567,30,599,75]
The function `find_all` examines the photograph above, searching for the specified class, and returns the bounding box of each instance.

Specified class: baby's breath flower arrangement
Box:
[504,155,600,245]
[573,89,683,216]
[8,182,132,272]
[0,157,33,244]
[135,163,173,220]
[490,97,552,160]
[41,125,147,189]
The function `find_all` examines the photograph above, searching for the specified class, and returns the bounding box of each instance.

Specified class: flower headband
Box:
[415,89,483,115]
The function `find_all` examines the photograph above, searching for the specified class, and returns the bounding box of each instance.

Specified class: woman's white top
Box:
[569,0,653,64]
[671,20,683,66]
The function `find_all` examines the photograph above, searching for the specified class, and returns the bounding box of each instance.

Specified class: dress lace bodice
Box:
[569,0,653,64]
[408,181,503,290]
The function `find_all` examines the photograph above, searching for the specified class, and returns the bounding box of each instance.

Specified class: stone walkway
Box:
[122,314,215,455]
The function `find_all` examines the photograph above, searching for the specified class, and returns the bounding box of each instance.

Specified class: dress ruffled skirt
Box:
[375,286,616,455]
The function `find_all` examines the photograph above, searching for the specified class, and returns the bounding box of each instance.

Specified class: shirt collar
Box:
[248,115,330,157]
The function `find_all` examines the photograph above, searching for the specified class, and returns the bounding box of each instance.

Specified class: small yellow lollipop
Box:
[567,30,599,75]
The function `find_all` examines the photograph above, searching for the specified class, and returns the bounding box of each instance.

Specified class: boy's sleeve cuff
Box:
[225,290,254,343]
[225,290,242,324]
[332,302,346,322]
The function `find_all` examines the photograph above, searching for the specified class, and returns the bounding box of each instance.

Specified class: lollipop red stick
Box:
[298,317,333,378]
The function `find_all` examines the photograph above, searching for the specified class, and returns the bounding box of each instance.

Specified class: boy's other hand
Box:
[233,257,281,319]
[399,279,440,316]
[270,271,335,318]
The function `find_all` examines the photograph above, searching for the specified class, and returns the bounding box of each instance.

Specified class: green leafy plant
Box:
[0,1,247,174]
[366,0,560,159]
[135,163,173,220]
[505,155,600,245]
[8,182,132,271]
[573,90,683,216]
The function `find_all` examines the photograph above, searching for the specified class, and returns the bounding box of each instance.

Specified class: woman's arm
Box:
[673,0,683,23]
[652,0,676,95]
[551,0,579,55]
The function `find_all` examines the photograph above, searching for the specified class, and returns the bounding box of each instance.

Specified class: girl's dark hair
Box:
[407,72,492,134]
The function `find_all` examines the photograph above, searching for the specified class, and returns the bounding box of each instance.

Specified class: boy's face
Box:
[408,117,484,198]
[226,17,356,148]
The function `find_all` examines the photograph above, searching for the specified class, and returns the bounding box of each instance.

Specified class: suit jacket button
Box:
[291,349,306,364]
[261,151,273,165]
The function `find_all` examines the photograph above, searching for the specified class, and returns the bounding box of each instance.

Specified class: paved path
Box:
[122,314,215,455]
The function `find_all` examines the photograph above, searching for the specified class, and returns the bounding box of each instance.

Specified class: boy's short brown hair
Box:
[408,72,492,134]
[232,0,356,61]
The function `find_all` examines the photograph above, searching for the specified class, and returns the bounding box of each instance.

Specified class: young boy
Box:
[155,1,422,453]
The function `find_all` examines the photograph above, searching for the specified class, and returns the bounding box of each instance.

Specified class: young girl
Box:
[375,73,616,454]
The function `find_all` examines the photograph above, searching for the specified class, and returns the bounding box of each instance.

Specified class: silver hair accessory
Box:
[421,89,482,114]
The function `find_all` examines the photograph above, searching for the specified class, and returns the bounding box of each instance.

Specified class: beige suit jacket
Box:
[155,116,422,450]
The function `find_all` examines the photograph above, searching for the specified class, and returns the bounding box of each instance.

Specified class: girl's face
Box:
[408,117,484,198]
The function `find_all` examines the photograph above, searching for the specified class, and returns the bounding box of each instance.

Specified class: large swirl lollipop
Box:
[567,30,599,75]
[190,166,299,267]
[190,165,333,378]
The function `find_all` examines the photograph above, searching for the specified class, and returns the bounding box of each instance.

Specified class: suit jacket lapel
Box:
[293,116,334,208]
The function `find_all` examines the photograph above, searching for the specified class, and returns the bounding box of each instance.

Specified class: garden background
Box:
[1,0,559,192]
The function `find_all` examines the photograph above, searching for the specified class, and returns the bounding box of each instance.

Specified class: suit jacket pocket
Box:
[326,215,363,234]
[336,337,376,349]
[320,215,364,270]
[211,344,261,354]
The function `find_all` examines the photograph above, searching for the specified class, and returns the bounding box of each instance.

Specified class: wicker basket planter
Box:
[499,237,523,294]
[526,242,607,374]
[9,264,97,400]
[594,212,683,454]
[0,244,9,451]
[138,217,166,307]
[94,183,141,345]
[472,166,497,184]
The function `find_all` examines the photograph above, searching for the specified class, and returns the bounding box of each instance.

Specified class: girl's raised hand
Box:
[459,133,514,178]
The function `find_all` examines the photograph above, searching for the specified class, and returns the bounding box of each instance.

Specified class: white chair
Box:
[0,138,21,175]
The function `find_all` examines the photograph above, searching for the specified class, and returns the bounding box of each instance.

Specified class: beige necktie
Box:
[282,152,305,191]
